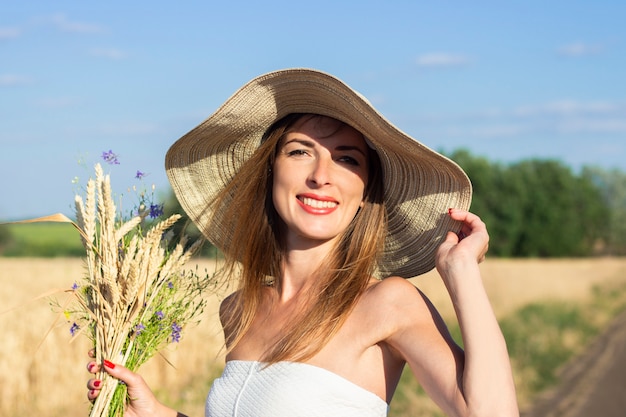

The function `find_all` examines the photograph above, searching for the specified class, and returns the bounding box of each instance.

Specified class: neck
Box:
[277,238,334,302]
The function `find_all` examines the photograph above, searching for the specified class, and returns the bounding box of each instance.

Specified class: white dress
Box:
[205,360,389,417]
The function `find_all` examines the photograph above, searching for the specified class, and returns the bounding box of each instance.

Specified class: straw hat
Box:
[165,68,472,278]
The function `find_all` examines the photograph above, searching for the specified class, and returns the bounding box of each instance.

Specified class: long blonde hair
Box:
[214,113,386,363]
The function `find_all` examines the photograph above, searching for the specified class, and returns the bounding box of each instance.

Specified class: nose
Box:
[308,156,332,187]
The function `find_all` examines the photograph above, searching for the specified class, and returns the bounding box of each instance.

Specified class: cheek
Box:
[349,173,368,200]
[271,166,291,214]
[272,165,287,195]
[271,179,281,212]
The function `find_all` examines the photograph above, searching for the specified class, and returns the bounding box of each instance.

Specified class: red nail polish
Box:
[94,380,101,388]
[448,208,454,215]
[103,360,116,369]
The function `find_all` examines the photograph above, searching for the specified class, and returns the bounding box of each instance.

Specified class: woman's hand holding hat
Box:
[435,208,489,277]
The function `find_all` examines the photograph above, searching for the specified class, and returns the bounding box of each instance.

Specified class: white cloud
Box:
[557,42,603,57]
[89,47,127,60]
[0,74,32,86]
[422,122,528,139]
[509,100,626,136]
[513,100,620,118]
[35,13,104,34]
[556,118,626,134]
[0,27,20,40]
[412,99,626,140]
[416,53,471,68]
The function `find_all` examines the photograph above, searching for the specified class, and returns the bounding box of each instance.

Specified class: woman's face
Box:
[272,116,369,248]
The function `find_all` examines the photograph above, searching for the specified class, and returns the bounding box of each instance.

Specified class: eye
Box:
[337,155,360,166]
[286,149,309,157]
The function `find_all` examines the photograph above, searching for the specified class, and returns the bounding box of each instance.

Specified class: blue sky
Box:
[1,1,625,220]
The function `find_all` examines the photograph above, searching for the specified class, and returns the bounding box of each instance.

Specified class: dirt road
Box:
[522,308,626,417]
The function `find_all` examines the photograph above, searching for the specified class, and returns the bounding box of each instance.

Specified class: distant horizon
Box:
[2,145,622,223]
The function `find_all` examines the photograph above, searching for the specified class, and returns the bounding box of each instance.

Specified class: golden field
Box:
[1,257,626,417]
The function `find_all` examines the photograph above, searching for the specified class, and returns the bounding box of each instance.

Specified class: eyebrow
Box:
[335,145,367,157]
[284,139,367,157]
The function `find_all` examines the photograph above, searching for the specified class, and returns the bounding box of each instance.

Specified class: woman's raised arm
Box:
[385,209,518,417]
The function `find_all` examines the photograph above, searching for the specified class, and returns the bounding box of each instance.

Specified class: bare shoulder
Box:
[361,277,440,332]
[365,277,429,308]
[362,277,460,369]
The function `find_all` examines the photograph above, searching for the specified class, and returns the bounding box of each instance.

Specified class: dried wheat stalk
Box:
[69,163,210,417]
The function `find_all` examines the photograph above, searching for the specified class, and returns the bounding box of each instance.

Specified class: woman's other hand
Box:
[86,351,180,417]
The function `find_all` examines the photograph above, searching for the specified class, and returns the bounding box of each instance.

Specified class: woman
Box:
[87,69,519,416]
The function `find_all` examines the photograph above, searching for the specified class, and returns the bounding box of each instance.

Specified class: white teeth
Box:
[301,197,337,209]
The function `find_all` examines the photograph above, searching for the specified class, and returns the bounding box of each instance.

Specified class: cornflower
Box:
[101,150,120,165]
[149,203,164,219]
[70,322,80,336]
[171,322,182,343]
[134,324,146,336]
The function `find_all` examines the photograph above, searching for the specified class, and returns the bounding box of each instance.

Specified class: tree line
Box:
[447,149,626,257]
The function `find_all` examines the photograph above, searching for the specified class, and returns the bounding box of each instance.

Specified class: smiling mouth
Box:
[299,196,338,209]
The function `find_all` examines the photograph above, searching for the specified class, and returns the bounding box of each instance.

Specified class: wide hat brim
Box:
[165,68,472,278]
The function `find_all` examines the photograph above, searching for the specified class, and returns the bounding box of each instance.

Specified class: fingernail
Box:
[94,380,101,388]
[448,208,454,215]
[103,360,116,369]
[87,363,94,372]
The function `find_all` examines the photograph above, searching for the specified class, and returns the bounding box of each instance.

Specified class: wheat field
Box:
[2,257,626,417]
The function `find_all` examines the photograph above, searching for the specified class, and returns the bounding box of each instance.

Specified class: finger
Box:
[102,360,144,388]
[88,348,96,358]
[449,210,489,242]
[86,378,101,401]
[448,208,485,230]
[443,230,460,246]
[101,359,157,407]
[87,378,102,390]
[87,361,100,374]
[87,388,99,402]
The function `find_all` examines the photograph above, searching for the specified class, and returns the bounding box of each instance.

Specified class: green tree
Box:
[448,149,526,257]
[582,167,626,255]
[513,160,574,256]
[448,150,610,257]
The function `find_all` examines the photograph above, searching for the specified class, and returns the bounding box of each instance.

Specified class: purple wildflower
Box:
[101,150,120,165]
[167,281,174,290]
[134,323,146,336]
[135,170,146,180]
[171,322,182,343]
[71,282,79,291]
[155,310,164,320]
[148,203,164,219]
[70,322,80,336]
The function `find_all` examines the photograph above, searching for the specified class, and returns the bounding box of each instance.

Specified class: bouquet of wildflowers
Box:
[62,152,216,417]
